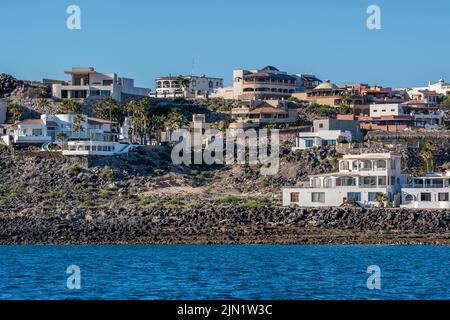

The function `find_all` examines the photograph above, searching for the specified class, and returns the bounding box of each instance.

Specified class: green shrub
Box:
[68,165,82,175]
[163,198,184,209]
[219,195,240,204]
[100,168,117,182]
[139,196,160,208]
[99,188,110,198]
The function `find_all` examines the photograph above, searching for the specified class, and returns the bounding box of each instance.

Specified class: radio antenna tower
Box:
[191,57,195,76]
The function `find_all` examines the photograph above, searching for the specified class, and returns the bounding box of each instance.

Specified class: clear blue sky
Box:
[1,0,449,89]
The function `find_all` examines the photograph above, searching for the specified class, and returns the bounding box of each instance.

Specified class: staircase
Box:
[115,143,132,155]
[41,141,52,151]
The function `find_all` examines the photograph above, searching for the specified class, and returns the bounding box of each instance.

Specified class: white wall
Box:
[370,104,403,117]
[282,187,392,208]
[401,188,450,209]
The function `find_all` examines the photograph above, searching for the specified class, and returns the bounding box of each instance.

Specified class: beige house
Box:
[292,80,365,107]
[230,100,297,126]
[212,66,297,101]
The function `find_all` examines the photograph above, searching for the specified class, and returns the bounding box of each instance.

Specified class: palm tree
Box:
[93,97,124,123]
[176,75,190,96]
[56,132,68,151]
[7,103,22,123]
[165,108,188,130]
[148,114,164,145]
[375,193,388,208]
[73,114,85,139]
[126,100,147,144]
[421,139,438,173]
[59,99,81,114]
[37,98,50,112]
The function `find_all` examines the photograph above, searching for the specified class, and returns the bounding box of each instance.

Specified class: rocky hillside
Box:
[1,141,449,245]
[1,140,449,214]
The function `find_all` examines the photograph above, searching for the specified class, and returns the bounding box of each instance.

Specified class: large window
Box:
[290,192,299,204]
[323,177,333,188]
[311,192,325,203]
[360,160,372,171]
[340,161,349,171]
[32,129,43,136]
[368,192,378,202]
[347,192,361,202]
[378,176,387,186]
[433,179,444,188]
[362,176,377,186]
[438,192,449,201]
[376,160,387,170]
[420,193,432,202]
[305,139,314,148]
[336,177,356,186]
[311,178,321,188]
[390,159,397,170]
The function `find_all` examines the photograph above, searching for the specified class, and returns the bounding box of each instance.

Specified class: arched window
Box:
[311,178,321,188]
[324,177,333,188]
[360,160,372,170]
[340,161,349,171]
[336,177,356,186]
[376,160,387,170]
[404,194,415,202]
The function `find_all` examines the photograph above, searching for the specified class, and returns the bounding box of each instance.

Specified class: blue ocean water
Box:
[0,245,448,300]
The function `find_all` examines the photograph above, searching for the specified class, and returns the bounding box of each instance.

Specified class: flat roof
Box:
[4,119,45,128]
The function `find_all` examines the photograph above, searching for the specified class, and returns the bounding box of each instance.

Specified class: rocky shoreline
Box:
[1,207,449,245]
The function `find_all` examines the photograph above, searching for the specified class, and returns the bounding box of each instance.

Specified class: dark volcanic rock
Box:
[0,206,449,245]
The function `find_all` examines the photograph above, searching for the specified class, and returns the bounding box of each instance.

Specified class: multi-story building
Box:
[282,153,406,208]
[1,114,131,156]
[313,116,364,142]
[401,171,450,209]
[291,80,366,108]
[365,103,443,130]
[405,79,450,96]
[408,89,442,104]
[294,74,323,92]
[230,100,298,126]
[292,130,352,150]
[52,67,150,103]
[211,66,298,101]
[153,75,223,98]
[402,101,444,129]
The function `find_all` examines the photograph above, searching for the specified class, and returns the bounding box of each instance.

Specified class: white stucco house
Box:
[405,79,450,96]
[52,67,150,103]
[292,130,352,151]
[370,103,444,130]
[152,75,223,98]
[401,171,450,209]
[282,153,406,208]
[1,114,132,156]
